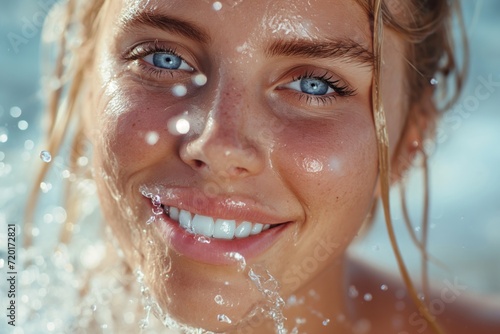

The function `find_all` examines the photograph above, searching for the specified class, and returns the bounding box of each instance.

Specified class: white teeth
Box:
[191,214,215,237]
[234,221,252,238]
[214,219,236,239]
[165,206,277,239]
[250,223,263,235]
[169,207,179,221]
[179,210,192,231]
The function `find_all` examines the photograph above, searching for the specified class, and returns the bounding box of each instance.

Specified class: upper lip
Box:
[141,186,293,225]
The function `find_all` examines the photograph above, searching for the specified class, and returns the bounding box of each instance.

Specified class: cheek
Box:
[274,111,378,224]
[92,82,191,177]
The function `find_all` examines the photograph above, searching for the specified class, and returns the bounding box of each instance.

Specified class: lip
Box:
[141,187,295,265]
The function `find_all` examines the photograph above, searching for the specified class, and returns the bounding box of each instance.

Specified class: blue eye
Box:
[144,52,193,71]
[286,77,334,96]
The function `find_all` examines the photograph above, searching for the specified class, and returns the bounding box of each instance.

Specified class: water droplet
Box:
[40,150,52,163]
[217,314,232,324]
[0,133,8,143]
[152,194,161,207]
[0,151,4,161]
[40,182,52,193]
[348,285,359,298]
[430,78,438,85]
[172,84,187,97]
[175,118,190,134]
[24,139,34,150]
[91,304,97,311]
[213,1,223,10]
[152,206,163,215]
[168,117,191,135]
[18,120,29,130]
[214,294,224,305]
[363,293,373,301]
[192,73,207,86]
[225,252,246,271]
[380,284,388,291]
[146,216,155,225]
[414,226,421,232]
[10,106,22,118]
[195,235,211,244]
[145,131,159,145]
[77,156,88,167]
[322,318,330,326]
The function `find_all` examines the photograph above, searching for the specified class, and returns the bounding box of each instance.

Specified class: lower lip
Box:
[153,211,291,266]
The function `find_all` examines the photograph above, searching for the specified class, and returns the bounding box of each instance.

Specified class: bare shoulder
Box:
[344,254,500,334]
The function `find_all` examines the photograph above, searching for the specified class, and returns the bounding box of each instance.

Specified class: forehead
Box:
[110,0,371,49]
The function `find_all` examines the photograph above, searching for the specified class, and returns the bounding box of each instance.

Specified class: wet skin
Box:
[85,0,412,332]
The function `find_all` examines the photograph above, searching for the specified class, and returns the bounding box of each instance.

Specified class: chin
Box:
[140,248,268,333]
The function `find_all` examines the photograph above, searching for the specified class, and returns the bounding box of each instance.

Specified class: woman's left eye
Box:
[285,77,334,96]
[143,52,193,71]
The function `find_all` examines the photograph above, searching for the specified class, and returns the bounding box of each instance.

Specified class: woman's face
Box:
[88,0,408,331]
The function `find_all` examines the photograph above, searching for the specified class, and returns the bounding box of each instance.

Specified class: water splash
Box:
[18,120,29,130]
[10,106,22,118]
[212,1,222,10]
[248,266,287,334]
[145,131,159,145]
[172,84,187,97]
[348,285,359,298]
[146,193,163,225]
[225,252,246,272]
[217,314,232,324]
[195,235,211,244]
[192,74,207,86]
[40,150,52,163]
[167,116,190,135]
[214,295,224,305]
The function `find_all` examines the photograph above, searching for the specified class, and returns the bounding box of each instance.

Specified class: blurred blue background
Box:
[0,0,499,300]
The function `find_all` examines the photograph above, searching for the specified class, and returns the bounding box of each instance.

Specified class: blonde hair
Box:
[27,0,467,333]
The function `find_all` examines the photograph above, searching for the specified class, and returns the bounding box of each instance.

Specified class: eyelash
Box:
[124,42,191,79]
[290,71,356,106]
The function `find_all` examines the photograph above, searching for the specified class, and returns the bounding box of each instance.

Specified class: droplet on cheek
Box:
[145,131,159,145]
[40,150,52,163]
[192,74,207,86]
[328,156,343,173]
[212,1,223,11]
[302,158,323,173]
[217,314,232,323]
[172,84,187,97]
[167,117,190,135]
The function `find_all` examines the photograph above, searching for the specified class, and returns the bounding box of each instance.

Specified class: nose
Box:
[180,87,265,180]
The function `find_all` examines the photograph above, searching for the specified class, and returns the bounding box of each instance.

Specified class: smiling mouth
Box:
[161,204,287,240]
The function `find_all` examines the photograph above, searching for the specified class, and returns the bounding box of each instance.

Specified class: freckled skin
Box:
[87,0,412,332]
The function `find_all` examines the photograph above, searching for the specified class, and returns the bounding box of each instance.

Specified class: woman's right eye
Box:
[143,52,194,71]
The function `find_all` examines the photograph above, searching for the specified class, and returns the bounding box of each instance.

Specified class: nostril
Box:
[194,159,204,168]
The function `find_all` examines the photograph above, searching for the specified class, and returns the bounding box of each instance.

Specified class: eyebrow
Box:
[266,38,374,67]
[120,12,211,44]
